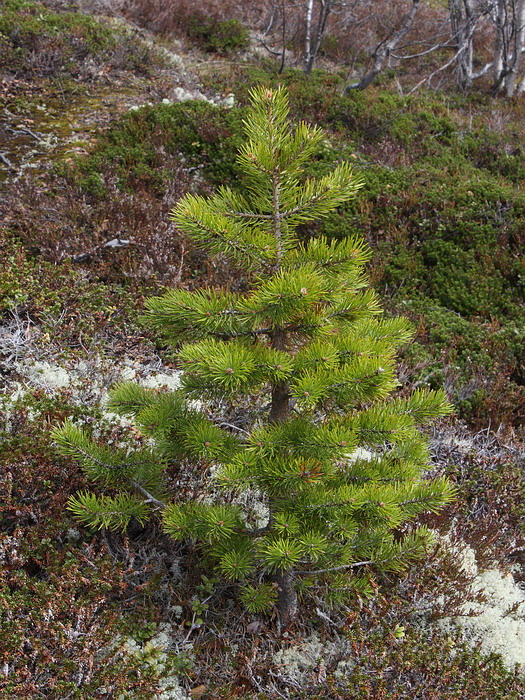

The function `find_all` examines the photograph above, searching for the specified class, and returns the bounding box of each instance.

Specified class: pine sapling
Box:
[54,86,455,626]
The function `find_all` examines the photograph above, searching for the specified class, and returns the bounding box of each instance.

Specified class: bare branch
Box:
[345,0,421,92]
[295,560,373,575]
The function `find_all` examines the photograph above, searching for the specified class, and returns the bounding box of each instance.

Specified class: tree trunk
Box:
[449,0,475,90]
[493,0,505,84]
[274,569,298,627]
[268,329,296,625]
[269,331,290,423]
[269,380,290,423]
[346,0,420,92]
[505,0,525,96]
[304,0,315,73]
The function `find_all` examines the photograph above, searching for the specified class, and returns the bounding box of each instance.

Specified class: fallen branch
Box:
[0,152,16,171]
[5,126,41,141]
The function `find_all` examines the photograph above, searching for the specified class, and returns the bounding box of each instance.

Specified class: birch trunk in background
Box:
[449,0,475,90]
[505,0,525,95]
[304,0,314,72]
[492,0,506,83]
[490,0,525,96]
[303,0,334,74]
[259,0,525,97]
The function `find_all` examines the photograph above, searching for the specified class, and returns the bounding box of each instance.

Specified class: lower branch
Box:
[295,560,373,575]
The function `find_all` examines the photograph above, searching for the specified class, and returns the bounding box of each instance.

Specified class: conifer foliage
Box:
[53,87,455,625]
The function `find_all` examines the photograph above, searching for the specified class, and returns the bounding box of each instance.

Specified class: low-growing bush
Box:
[0,228,147,350]
[0,0,156,78]
[0,393,187,697]
[186,15,249,54]
[68,100,245,194]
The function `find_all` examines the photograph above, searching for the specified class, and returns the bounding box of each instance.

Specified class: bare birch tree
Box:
[449,0,477,89]
[303,0,335,73]
[490,0,525,95]
[345,0,421,91]
[255,0,525,97]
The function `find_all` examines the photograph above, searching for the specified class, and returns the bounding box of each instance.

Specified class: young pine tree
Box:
[53,87,455,626]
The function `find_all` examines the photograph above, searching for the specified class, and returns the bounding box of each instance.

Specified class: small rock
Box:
[173,87,198,103]
[246,620,263,634]
[104,238,130,249]
[71,252,91,263]
[172,87,211,104]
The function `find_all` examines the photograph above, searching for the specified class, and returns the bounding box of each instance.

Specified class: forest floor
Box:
[1,1,524,698]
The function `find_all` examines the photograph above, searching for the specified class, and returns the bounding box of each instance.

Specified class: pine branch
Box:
[53,423,166,509]
[295,560,373,575]
[225,210,274,220]
[129,480,166,510]
[272,171,283,264]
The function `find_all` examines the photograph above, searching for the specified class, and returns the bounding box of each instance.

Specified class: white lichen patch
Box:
[2,357,184,445]
[435,540,525,674]
[227,488,270,529]
[346,447,374,463]
[273,633,354,683]
[10,357,181,403]
[19,360,71,388]
[251,499,270,529]
[117,624,191,700]
[140,371,182,391]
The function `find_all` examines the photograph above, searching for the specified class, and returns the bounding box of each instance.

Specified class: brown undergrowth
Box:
[1,385,523,696]
[0,397,176,697]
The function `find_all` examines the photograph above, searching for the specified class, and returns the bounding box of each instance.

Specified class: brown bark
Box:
[274,569,298,628]
[268,329,297,626]
[269,379,290,423]
[269,330,291,423]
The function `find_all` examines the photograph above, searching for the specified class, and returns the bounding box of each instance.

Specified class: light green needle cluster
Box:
[170,86,363,270]
[54,86,455,623]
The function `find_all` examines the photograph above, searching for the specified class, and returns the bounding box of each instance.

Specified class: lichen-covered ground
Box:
[1,1,524,697]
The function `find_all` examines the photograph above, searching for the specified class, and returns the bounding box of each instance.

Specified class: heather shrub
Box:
[0,0,156,78]
[69,100,245,195]
[186,15,249,54]
[0,392,185,697]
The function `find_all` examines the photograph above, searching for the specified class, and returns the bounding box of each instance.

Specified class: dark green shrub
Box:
[69,100,245,195]
[187,16,249,54]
